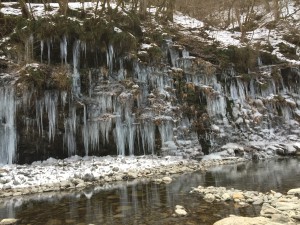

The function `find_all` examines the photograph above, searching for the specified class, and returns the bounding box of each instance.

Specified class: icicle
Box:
[88,70,92,98]
[47,38,51,65]
[117,59,125,80]
[114,116,126,156]
[168,45,180,67]
[0,87,16,164]
[140,121,155,154]
[72,40,81,96]
[40,40,44,63]
[35,99,44,136]
[35,91,58,142]
[82,104,89,156]
[182,48,190,58]
[127,113,135,156]
[25,34,34,62]
[60,91,67,108]
[64,105,77,156]
[106,44,114,76]
[99,118,112,145]
[257,56,263,67]
[44,91,58,141]
[60,35,68,64]
[158,119,174,148]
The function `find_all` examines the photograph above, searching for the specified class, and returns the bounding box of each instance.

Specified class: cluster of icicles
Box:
[1,35,300,164]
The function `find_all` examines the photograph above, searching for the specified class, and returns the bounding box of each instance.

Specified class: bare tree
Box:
[19,0,32,19]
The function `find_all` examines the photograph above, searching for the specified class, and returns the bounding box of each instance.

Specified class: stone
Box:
[82,172,95,182]
[274,193,282,198]
[271,214,290,223]
[261,204,282,216]
[291,215,300,220]
[253,198,264,205]
[0,218,18,225]
[76,183,85,188]
[287,188,300,195]
[112,167,119,172]
[175,205,187,216]
[204,193,215,203]
[276,204,299,211]
[162,177,172,183]
[232,192,244,200]
[221,193,231,201]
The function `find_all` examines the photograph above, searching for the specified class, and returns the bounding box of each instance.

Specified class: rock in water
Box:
[175,205,187,216]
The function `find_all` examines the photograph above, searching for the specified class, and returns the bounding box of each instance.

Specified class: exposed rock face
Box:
[0,23,300,164]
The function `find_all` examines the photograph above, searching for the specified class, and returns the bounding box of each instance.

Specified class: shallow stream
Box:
[0,157,299,225]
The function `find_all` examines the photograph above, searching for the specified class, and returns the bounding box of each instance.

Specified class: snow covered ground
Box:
[172,4,300,65]
[0,154,249,197]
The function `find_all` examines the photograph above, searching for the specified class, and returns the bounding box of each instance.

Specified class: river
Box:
[0,157,299,225]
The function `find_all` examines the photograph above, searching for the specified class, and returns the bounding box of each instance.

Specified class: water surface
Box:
[0,157,299,225]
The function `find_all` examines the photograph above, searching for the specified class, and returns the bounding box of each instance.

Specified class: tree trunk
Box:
[139,0,147,14]
[19,0,31,19]
[58,0,69,16]
[165,0,174,22]
[273,0,281,20]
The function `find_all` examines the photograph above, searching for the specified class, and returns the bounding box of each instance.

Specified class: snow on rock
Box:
[0,155,247,197]
[174,205,187,216]
[173,12,204,29]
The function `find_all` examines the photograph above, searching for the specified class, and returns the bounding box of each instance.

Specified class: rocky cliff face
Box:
[0,6,300,164]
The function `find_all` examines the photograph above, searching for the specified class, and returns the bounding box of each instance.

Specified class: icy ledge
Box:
[0,155,245,198]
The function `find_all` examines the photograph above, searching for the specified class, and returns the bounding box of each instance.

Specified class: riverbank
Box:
[0,155,247,198]
[191,186,300,225]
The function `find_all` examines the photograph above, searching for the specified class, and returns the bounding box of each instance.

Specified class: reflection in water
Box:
[0,158,299,224]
